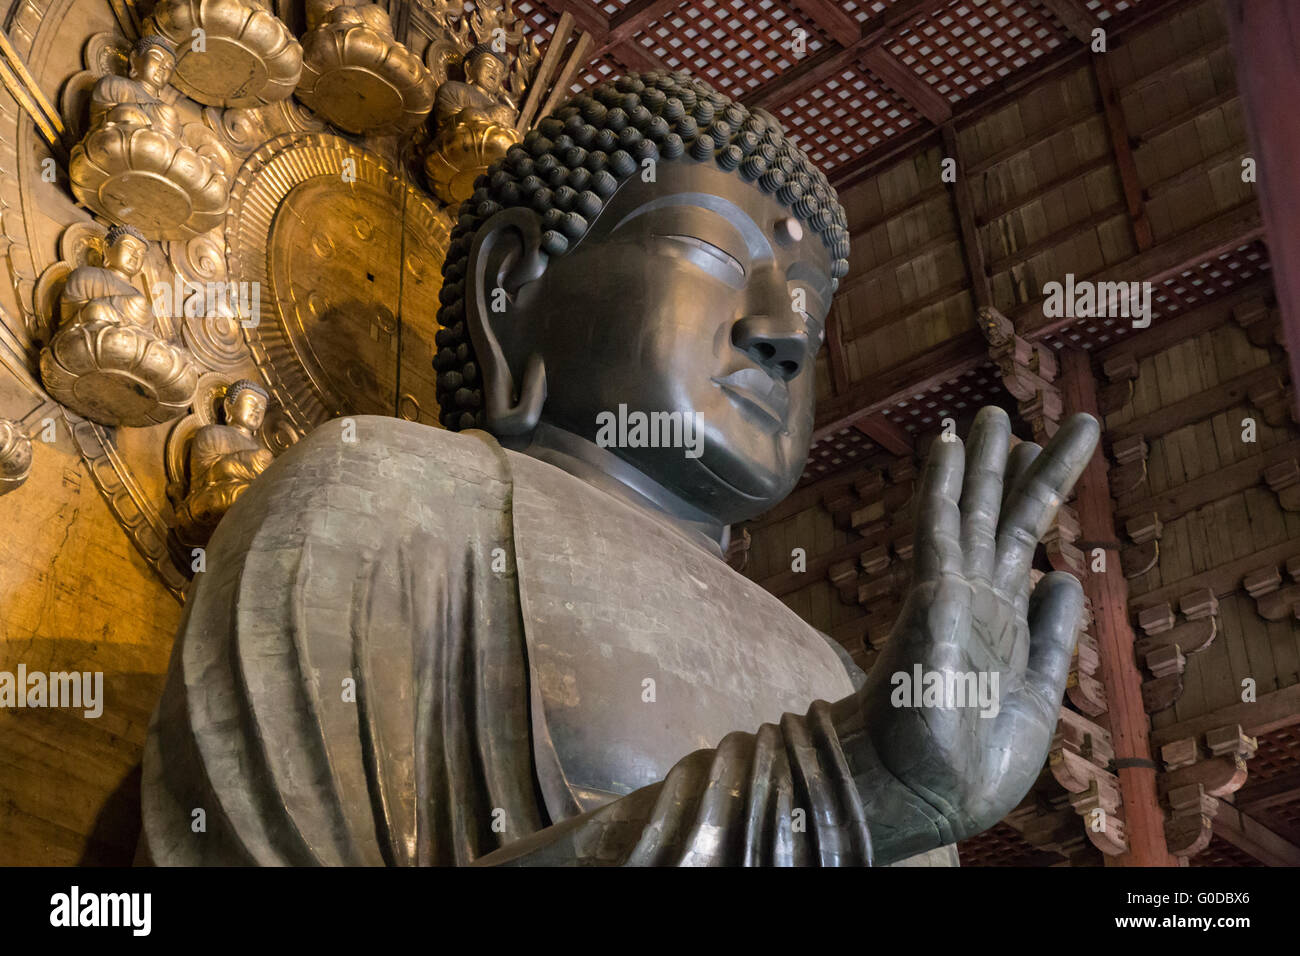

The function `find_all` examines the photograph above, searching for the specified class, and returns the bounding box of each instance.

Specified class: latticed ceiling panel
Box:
[632,0,834,101]
[799,427,881,485]
[771,63,924,169]
[883,364,1002,434]
[887,0,1070,105]
[1042,240,1272,352]
[1084,0,1140,19]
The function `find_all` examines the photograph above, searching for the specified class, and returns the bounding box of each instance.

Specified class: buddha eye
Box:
[654,234,746,281]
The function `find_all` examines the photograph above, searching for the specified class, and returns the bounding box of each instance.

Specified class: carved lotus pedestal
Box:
[41,321,200,427]
[295,5,434,135]
[152,0,303,107]
[424,118,521,204]
[69,125,229,240]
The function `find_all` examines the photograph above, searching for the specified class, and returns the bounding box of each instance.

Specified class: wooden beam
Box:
[1226,0,1300,420]
[1114,436,1300,524]
[542,0,665,73]
[813,330,988,439]
[1037,0,1100,45]
[1151,682,1300,749]
[1060,347,1177,866]
[591,0,681,58]
[828,0,1193,189]
[1212,803,1300,866]
[1105,361,1286,444]
[1016,201,1265,339]
[744,0,949,110]
[942,125,991,310]
[1092,53,1153,251]
[853,414,914,457]
[861,46,952,125]
[825,305,850,394]
[788,0,860,48]
[1235,767,1300,813]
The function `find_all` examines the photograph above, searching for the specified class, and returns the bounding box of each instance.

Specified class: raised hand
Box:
[850,406,1100,858]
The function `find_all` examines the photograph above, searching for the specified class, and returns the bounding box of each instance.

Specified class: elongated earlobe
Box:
[464,207,549,436]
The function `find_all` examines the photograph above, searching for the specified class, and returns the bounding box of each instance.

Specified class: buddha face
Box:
[105,235,147,277]
[482,160,833,525]
[224,388,267,432]
[129,45,175,91]
[466,52,506,95]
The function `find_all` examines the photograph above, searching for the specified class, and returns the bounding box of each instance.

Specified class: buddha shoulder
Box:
[221,416,514,546]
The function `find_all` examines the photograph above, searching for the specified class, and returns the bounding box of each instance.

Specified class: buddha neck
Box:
[516,421,730,560]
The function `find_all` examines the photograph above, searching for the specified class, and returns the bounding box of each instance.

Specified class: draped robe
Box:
[141,416,956,866]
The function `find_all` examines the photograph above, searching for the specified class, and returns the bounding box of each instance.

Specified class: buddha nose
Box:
[731,315,808,382]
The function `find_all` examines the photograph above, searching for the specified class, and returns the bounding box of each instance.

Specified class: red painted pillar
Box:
[1060,348,1177,866]
[1227,1,1300,415]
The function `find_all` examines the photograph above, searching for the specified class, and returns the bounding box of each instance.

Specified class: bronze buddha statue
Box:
[141,71,1098,866]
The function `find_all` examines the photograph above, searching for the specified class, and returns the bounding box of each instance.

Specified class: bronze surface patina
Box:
[140,70,1099,866]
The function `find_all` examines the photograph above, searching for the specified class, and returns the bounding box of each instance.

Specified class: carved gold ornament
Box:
[68,40,231,240]
[295,3,435,135]
[151,0,304,108]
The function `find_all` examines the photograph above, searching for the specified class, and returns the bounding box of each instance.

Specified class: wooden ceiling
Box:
[512,0,1173,186]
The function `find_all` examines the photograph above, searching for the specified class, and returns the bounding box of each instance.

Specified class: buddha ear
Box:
[464,207,550,437]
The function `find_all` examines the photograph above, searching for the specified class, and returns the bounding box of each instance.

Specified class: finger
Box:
[992,413,1099,593]
[1000,440,1041,515]
[1022,571,1084,704]
[913,431,964,581]
[960,406,1011,583]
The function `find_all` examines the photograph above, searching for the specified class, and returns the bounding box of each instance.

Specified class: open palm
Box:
[859,406,1099,844]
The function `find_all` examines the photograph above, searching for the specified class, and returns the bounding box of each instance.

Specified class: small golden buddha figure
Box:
[174,379,274,544]
[70,36,230,240]
[423,43,522,203]
[40,225,200,427]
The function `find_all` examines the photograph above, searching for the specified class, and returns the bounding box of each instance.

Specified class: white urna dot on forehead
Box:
[774,216,802,245]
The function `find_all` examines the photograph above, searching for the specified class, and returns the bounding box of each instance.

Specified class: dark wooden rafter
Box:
[1091,52,1154,251]
[941,123,991,311]
[541,0,666,73]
